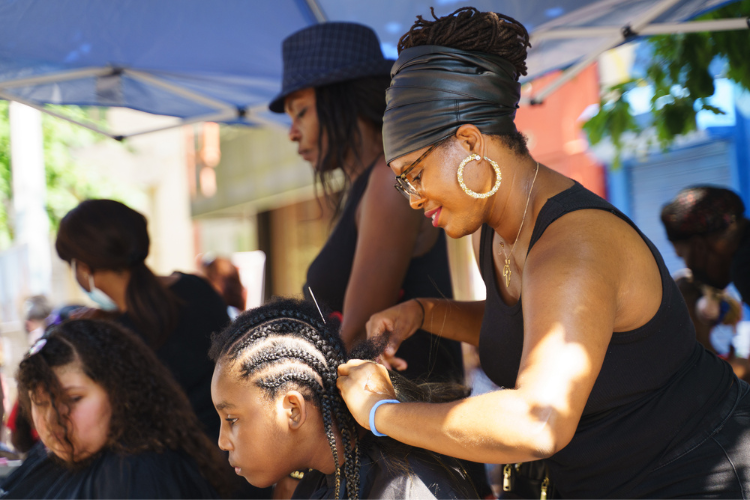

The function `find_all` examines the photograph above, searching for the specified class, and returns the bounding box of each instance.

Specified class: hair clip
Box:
[308,287,327,324]
[28,338,47,356]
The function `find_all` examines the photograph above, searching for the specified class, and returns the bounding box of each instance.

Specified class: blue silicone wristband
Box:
[369,399,400,437]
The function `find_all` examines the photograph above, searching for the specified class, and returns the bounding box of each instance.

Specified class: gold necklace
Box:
[499,162,539,288]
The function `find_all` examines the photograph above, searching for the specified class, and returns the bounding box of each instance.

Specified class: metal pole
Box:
[0,67,112,89]
[304,0,327,23]
[639,18,749,35]
[242,104,287,131]
[530,0,683,104]
[0,89,117,138]
[531,18,748,41]
[124,70,237,113]
[120,109,238,139]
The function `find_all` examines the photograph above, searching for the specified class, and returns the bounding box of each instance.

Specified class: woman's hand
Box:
[337,360,396,429]
[365,299,423,371]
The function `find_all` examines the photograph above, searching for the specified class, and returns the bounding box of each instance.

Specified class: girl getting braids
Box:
[210,298,478,499]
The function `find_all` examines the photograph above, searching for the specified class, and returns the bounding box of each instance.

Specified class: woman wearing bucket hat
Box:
[336,7,750,498]
[270,22,464,385]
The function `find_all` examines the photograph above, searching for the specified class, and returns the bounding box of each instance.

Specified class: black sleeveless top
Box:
[478,182,736,497]
[306,163,463,383]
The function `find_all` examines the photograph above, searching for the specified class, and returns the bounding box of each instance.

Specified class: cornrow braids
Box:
[398,7,531,79]
[211,298,361,499]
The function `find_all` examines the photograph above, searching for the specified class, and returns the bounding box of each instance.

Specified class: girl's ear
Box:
[282,390,308,431]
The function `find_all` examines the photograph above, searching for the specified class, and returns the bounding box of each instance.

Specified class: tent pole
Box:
[124,70,237,113]
[529,0,682,105]
[242,104,287,131]
[303,0,327,23]
[532,18,748,41]
[0,89,117,139]
[0,67,113,88]
[640,18,749,35]
[120,109,239,139]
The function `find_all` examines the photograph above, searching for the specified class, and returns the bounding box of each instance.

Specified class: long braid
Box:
[398,7,531,80]
[211,300,362,499]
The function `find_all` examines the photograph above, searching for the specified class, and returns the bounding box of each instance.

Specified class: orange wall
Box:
[515,64,606,198]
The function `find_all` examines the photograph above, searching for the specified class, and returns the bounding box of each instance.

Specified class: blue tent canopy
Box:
[0,0,746,138]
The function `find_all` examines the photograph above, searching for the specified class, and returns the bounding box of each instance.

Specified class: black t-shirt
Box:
[291,441,477,499]
[118,273,230,441]
[0,442,218,499]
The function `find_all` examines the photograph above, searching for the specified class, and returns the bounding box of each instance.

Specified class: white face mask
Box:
[72,259,119,312]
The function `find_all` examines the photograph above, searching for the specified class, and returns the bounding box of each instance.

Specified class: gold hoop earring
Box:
[457,154,501,199]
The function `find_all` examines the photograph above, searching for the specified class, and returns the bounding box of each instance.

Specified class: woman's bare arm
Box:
[338,160,426,349]
[338,210,656,463]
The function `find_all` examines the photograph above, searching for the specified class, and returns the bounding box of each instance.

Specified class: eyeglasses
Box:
[394,140,444,200]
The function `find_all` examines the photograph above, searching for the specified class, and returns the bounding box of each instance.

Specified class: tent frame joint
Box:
[621,24,638,40]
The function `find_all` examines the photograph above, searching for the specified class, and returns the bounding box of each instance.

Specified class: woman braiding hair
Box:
[336,7,750,499]
[55,199,270,497]
[209,298,477,500]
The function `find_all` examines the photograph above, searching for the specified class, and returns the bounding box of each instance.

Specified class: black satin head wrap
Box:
[383,45,521,165]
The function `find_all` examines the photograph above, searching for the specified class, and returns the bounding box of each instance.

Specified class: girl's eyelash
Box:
[225,417,238,426]
[296,108,306,119]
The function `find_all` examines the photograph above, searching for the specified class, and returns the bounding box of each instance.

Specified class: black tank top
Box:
[478,182,736,497]
[306,163,463,383]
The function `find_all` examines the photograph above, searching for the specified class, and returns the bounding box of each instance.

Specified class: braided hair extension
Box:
[210,299,361,499]
[398,7,532,157]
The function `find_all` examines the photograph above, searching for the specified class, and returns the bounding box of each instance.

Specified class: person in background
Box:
[662,185,750,303]
[674,270,750,383]
[54,199,271,499]
[0,319,226,498]
[201,255,247,319]
[269,22,464,385]
[23,296,51,345]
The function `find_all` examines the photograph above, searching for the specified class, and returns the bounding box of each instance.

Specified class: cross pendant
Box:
[502,260,511,288]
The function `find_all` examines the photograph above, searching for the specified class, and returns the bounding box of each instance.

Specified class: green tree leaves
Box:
[0,103,130,250]
[583,0,749,166]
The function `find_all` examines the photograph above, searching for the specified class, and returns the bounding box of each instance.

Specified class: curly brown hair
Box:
[17,319,231,496]
[399,7,532,157]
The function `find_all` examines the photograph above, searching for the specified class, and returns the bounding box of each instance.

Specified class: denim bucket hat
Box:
[269,22,394,113]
